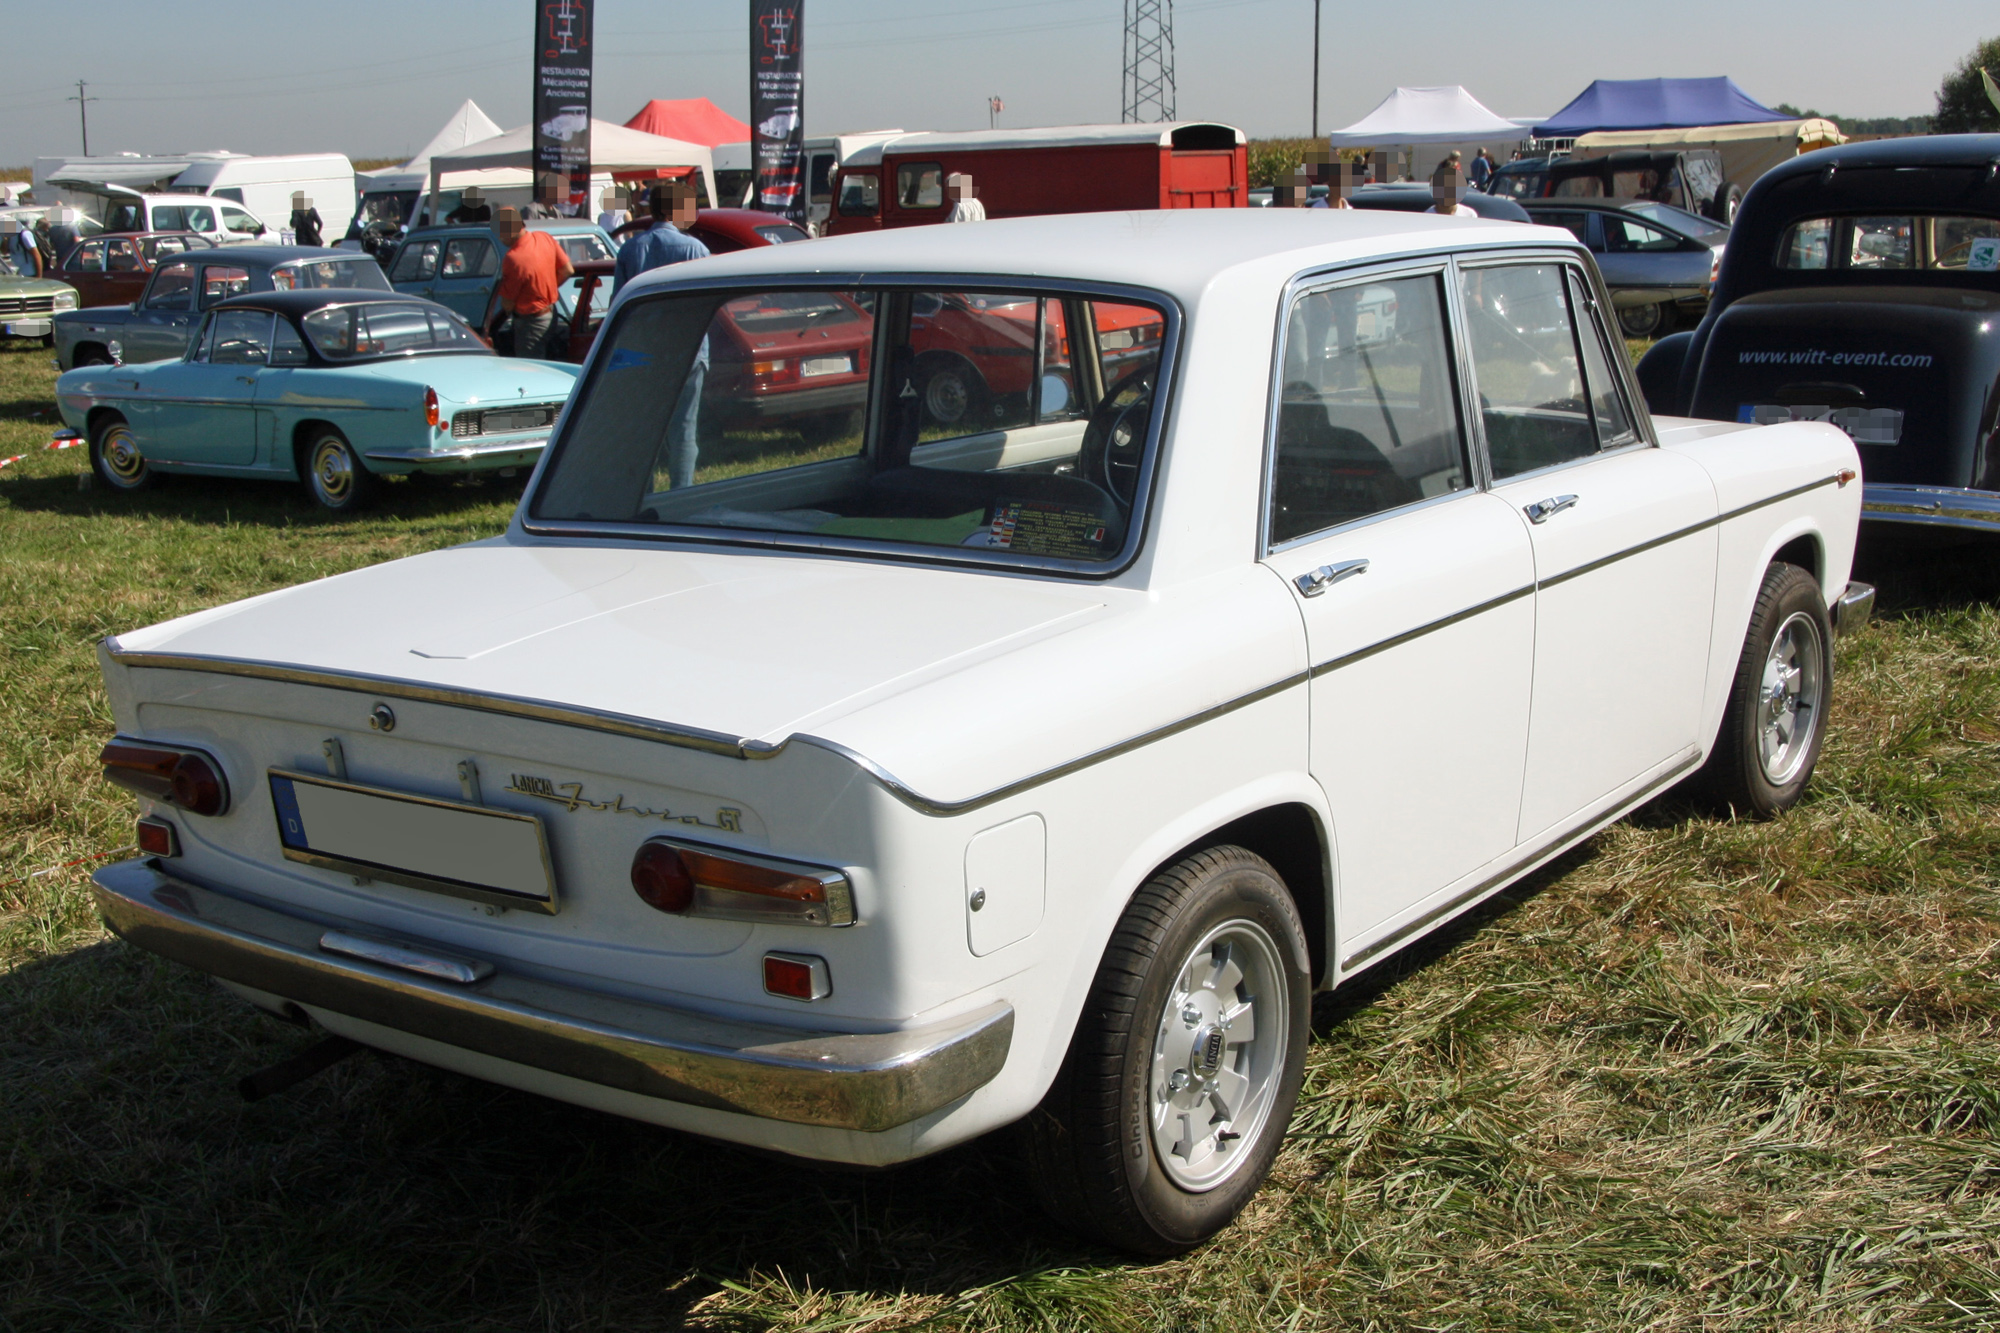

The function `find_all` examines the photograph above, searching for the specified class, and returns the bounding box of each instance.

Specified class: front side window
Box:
[204,310,275,365]
[896,163,944,209]
[1779,215,2000,272]
[144,262,197,310]
[70,240,105,273]
[1566,270,1638,449]
[271,257,394,291]
[199,265,250,309]
[837,172,880,217]
[221,206,262,235]
[1269,272,1468,546]
[530,284,1172,568]
[1458,263,1596,480]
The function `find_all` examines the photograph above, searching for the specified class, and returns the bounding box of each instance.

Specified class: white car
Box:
[89,210,1870,1254]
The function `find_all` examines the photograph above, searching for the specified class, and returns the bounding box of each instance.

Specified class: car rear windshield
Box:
[302,302,488,359]
[1779,215,2000,272]
[529,284,1174,570]
[552,231,615,264]
[270,257,394,291]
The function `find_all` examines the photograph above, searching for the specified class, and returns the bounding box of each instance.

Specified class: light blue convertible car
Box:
[55,290,580,511]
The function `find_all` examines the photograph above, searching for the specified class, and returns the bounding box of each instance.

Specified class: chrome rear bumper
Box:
[91,858,1012,1133]
[363,439,548,473]
[1862,483,2000,534]
[1833,581,1875,637]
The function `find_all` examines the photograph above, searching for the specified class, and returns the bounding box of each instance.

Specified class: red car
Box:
[57,232,216,309]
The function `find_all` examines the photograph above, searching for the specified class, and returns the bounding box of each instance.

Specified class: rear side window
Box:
[838,173,879,217]
[441,238,496,278]
[1269,272,1468,546]
[896,163,944,209]
[183,206,216,233]
[1779,215,2000,272]
[1601,217,1679,253]
[151,205,186,231]
[199,265,250,309]
[70,240,105,272]
[302,302,485,359]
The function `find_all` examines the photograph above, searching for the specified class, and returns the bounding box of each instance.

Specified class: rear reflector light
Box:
[629,838,854,926]
[99,739,230,817]
[763,952,831,1001]
[424,386,441,428]
[136,815,179,858]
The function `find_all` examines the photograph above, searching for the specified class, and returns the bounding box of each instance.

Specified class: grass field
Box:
[3,336,1998,1330]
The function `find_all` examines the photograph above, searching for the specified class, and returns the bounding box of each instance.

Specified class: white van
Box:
[172,154,356,241]
[89,189,272,245]
[801,131,904,231]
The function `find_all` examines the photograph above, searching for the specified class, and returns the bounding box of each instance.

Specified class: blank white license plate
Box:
[800,355,852,378]
[269,770,557,913]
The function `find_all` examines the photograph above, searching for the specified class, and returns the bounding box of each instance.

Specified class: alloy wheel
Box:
[1758,610,1825,786]
[1148,919,1289,1192]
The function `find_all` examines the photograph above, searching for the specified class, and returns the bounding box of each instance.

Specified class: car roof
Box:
[625,209,1578,308]
[1765,131,2000,183]
[211,288,446,317]
[151,245,359,269]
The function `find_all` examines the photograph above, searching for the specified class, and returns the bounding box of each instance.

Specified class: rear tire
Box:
[1693,561,1832,817]
[89,412,152,492]
[300,427,375,512]
[1023,845,1310,1255]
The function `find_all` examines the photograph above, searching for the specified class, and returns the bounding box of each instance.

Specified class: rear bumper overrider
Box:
[1833,581,1875,637]
[1862,483,2000,534]
[91,858,1012,1133]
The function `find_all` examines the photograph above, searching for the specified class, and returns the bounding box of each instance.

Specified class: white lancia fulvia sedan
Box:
[89,209,1870,1254]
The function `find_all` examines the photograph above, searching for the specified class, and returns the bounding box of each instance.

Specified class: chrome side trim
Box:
[1862,483,2000,532]
[1339,750,1702,973]
[92,858,1013,1133]
[1538,475,1840,591]
[107,647,760,757]
[1310,584,1533,679]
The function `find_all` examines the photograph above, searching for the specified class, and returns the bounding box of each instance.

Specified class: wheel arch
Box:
[1154,803,1332,988]
[84,404,127,440]
[290,418,372,480]
[1697,514,1836,758]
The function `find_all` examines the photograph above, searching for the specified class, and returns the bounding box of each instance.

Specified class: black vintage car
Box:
[1637,135,2000,535]
[1490,149,1741,224]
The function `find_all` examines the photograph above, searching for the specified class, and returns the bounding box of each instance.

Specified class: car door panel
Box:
[1461,259,1718,843]
[1261,268,1537,956]
[138,310,268,466]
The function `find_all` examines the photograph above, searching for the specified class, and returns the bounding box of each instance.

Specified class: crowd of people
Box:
[1271,146,1505,215]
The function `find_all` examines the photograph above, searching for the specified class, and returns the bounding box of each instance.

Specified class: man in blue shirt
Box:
[615,179,712,488]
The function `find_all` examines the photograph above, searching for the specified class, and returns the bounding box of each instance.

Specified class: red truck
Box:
[826,122,1246,235]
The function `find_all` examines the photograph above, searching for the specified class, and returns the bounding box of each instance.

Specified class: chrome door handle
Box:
[1294,558,1369,597]
[234,374,257,384]
[1524,494,1579,524]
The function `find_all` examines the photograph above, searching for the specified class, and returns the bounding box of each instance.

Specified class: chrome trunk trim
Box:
[92,858,1013,1133]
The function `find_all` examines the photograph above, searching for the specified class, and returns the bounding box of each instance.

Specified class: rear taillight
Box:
[629,839,854,926]
[424,386,441,428]
[749,358,799,388]
[99,739,230,817]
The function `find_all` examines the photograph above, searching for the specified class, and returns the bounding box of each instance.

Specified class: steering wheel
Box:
[1077,366,1155,507]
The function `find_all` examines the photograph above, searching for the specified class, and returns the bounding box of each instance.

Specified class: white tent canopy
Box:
[1325,86,1523,147]
[359,100,514,195]
[430,119,717,209]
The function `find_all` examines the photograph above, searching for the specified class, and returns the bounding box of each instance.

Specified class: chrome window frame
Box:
[1448,246,1657,491]
[1259,254,1481,557]
[520,271,1184,582]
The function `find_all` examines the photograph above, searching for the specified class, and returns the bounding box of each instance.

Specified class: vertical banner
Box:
[534,0,593,211]
[750,0,806,224]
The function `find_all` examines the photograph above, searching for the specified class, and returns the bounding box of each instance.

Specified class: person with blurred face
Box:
[1427,162,1474,218]
[486,206,573,359]
[290,191,324,247]
[945,173,986,223]
[612,178,712,488]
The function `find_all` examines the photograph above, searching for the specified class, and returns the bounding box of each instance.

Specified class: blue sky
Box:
[0,0,1979,166]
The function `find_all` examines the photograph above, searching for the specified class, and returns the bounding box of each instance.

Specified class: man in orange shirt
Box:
[486,207,573,359]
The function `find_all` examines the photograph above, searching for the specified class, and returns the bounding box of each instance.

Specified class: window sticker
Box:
[969,501,1111,557]
[1969,238,2000,272]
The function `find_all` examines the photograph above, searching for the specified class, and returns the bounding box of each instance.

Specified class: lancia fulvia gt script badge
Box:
[504,773,743,832]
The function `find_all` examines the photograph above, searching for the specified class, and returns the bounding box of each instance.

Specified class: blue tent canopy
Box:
[1533,78,1787,138]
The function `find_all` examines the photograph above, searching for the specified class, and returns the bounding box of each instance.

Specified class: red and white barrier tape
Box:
[46,436,84,452]
[0,454,27,472]
[0,846,135,897]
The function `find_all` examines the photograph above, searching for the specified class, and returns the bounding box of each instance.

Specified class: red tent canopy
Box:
[623,99,750,147]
